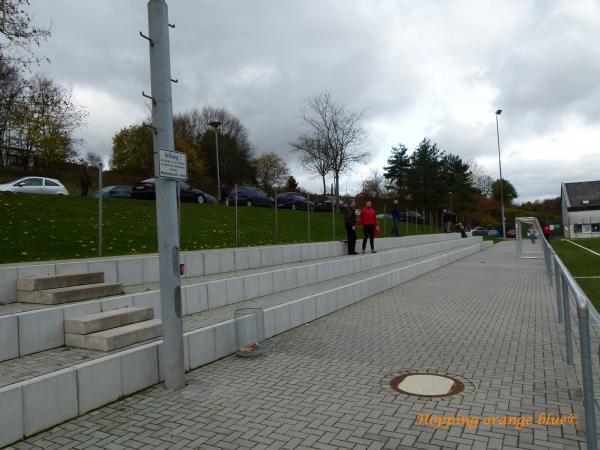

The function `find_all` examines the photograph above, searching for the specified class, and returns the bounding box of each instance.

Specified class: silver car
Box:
[0,177,69,195]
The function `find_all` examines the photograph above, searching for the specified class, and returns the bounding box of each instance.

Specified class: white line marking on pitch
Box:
[565,239,600,257]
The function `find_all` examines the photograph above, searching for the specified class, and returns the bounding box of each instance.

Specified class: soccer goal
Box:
[515,217,545,259]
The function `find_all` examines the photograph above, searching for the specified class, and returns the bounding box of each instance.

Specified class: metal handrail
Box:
[517,216,598,449]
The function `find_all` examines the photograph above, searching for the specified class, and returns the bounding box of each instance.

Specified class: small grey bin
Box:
[234,308,267,357]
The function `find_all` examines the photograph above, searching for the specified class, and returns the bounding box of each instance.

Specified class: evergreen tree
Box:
[383,143,410,198]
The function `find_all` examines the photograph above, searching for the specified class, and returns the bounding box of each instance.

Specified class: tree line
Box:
[0,0,87,170]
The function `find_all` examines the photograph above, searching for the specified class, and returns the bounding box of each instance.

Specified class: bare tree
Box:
[360,169,386,199]
[85,151,102,167]
[302,92,368,210]
[0,0,51,67]
[0,57,25,166]
[290,134,329,195]
[470,162,494,198]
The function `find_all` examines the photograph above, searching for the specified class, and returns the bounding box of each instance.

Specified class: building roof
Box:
[562,180,600,211]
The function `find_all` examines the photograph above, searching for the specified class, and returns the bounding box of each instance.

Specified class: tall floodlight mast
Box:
[146,0,185,389]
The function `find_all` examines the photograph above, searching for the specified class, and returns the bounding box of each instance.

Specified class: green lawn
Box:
[0,193,439,264]
[552,238,600,309]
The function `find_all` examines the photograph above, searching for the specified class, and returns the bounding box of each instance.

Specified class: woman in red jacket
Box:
[359,200,377,253]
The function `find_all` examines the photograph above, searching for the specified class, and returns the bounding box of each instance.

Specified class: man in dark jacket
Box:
[344,200,358,255]
[391,199,401,237]
[80,162,92,197]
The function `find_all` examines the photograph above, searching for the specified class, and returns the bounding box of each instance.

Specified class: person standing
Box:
[344,200,358,255]
[442,208,450,233]
[80,162,92,197]
[391,199,401,237]
[359,200,377,253]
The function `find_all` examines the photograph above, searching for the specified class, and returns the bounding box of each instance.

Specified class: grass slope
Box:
[0,193,440,264]
[552,238,600,309]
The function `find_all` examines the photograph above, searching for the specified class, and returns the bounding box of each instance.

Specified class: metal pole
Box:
[577,301,598,450]
[331,184,335,240]
[406,209,409,235]
[307,193,311,241]
[98,162,103,257]
[554,258,563,323]
[383,204,386,236]
[561,273,573,366]
[496,112,506,240]
[235,184,238,247]
[147,0,185,390]
[213,127,221,203]
[274,189,278,244]
[429,210,432,234]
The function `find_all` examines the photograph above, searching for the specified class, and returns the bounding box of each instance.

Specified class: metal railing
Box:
[517,217,598,449]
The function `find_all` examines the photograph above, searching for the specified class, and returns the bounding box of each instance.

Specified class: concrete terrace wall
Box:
[0,236,481,362]
[0,234,460,305]
[0,240,491,447]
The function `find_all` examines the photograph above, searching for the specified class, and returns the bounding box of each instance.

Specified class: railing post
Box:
[554,258,563,323]
[561,273,573,366]
[576,299,597,450]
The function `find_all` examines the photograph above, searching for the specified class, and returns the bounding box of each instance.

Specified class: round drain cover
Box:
[390,373,464,397]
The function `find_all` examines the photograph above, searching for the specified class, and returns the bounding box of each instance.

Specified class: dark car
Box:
[506,229,517,238]
[471,226,489,236]
[277,192,313,210]
[399,211,424,224]
[313,196,347,213]
[227,186,274,207]
[131,178,214,204]
[98,186,131,199]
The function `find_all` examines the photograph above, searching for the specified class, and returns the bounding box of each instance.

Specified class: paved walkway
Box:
[7,242,593,449]
[0,245,467,388]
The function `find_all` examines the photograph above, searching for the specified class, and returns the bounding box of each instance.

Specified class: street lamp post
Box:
[209,120,222,202]
[495,109,506,239]
[449,191,453,215]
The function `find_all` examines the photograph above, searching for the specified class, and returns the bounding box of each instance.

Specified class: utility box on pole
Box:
[146,0,185,389]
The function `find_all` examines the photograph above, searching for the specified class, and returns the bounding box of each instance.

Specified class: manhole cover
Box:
[390,373,464,397]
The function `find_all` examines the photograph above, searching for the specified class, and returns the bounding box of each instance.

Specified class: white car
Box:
[0,177,69,195]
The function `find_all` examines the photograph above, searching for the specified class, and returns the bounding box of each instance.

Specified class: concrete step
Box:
[65,319,162,351]
[64,306,154,335]
[18,282,122,304]
[16,272,105,292]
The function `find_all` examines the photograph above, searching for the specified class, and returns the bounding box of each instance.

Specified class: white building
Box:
[561,180,600,238]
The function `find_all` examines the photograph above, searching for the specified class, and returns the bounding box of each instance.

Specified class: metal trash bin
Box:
[234,308,267,357]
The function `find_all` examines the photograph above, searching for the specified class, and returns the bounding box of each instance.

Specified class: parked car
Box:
[0,176,68,195]
[471,226,489,236]
[227,186,274,207]
[131,178,214,204]
[313,196,347,213]
[277,192,313,210]
[399,211,424,224]
[98,185,132,199]
[506,229,516,238]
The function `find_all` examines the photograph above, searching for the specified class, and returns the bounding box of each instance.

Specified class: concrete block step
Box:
[65,319,162,351]
[64,306,154,335]
[16,272,105,292]
[18,282,122,305]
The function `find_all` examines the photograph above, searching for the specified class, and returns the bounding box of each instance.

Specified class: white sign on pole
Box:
[158,149,187,180]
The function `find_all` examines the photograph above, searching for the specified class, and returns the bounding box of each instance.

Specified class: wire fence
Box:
[0,167,472,264]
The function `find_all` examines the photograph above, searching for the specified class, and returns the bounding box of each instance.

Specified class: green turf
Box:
[552,238,600,309]
[0,193,440,264]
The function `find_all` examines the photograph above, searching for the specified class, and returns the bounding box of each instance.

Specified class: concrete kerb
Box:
[0,242,484,446]
[0,234,461,305]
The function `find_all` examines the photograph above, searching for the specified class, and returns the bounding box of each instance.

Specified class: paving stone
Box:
[8,242,595,449]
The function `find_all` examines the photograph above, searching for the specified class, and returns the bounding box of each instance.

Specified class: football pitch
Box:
[552,238,600,310]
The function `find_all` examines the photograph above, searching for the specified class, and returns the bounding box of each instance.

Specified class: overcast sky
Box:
[27,0,600,202]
